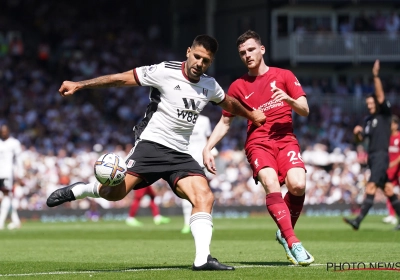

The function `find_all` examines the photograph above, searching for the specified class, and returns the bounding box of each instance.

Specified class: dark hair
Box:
[236,30,262,47]
[192,35,219,55]
[392,115,399,124]
[365,93,380,113]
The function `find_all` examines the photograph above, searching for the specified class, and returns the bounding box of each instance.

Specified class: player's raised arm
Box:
[218,95,265,127]
[59,70,138,96]
[203,115,234,174]
[372,59,385,104]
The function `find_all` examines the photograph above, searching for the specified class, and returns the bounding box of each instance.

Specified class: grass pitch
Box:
[0,215,399,279]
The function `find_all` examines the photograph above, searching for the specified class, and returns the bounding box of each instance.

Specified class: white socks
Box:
[71,182,101,199]
[190,212,213,266]
[182,199,192,226]
[0,194,11,229]
[10,197,21,226]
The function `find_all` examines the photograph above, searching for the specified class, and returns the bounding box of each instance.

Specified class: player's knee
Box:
[192,189,214,207]
[288,181,306,196]
[260,178,279,191]
[365,183,377,194]
[99,185,126,201]
[384,184,394,196]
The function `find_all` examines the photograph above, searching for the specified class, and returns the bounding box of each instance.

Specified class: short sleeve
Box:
[133,62,165,87]
[284,70,306,100]
[379,99,392,116]
[209,80,226,105]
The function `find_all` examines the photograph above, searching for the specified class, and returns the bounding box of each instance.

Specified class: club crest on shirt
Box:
[372,118,378,127]
[147,65,157,73]
[203,88,208,96]
[254,158,259,168]
[270,80,277,91]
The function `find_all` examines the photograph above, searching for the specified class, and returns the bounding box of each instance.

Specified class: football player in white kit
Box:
[47,35,265,270]
[0,124,22,230]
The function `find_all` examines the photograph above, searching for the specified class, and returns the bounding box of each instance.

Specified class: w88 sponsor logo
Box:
[177,109,199,124]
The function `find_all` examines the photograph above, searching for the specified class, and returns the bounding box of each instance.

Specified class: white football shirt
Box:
[133,61,225,153]
[0,136,22,180]
[188,115,212,166]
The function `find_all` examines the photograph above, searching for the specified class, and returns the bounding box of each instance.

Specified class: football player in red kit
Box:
[126,186,170,226]
[203,30,313,266]
[383,115,400,226]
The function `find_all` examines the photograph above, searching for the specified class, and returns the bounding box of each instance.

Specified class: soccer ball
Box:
[94,153,127,186]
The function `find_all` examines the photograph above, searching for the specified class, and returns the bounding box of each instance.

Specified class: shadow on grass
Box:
[87,265,191,272]
[232,261,293,266]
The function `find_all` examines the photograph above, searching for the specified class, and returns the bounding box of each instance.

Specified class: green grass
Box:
[0,215,399,279]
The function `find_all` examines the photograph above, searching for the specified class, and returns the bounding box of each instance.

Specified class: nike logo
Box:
[245,92,254,99]
[277,215,286,221]
[304,251,312,260]
[292,161,301,164]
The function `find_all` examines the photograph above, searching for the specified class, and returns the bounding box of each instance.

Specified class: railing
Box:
[272,33,400,65]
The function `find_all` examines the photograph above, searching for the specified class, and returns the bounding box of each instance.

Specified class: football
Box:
[94,153,127,186]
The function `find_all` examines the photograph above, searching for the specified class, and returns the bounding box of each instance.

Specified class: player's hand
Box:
[58,81,81,97]
[271,87,293,103]
[372,59,380,77]
[353,125,363,135]
[203,148,217,175]
[250,110,266,127]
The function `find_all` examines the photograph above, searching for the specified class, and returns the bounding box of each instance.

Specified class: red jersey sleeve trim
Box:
[133,69,141,86]
[222,110,234,117]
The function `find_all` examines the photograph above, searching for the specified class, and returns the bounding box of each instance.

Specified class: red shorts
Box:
[245,137,305,185]
[387,170,400,186]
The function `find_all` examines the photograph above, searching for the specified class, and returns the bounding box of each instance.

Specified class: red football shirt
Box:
[387,131,400,180]
[222,67,306,147]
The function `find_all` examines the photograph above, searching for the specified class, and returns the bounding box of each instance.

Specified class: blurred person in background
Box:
[382,115,400,226]
[344,60,400,231]
[125,186,170,227]
[203,30,313,266]
[0,124,22,230]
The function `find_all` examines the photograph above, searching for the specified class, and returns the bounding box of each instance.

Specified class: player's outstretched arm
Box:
[203,115,234,174]
[372,59,385,104]
[59,70,138,96]
[218,95,265,127]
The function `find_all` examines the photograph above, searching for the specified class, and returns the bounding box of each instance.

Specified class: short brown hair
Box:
[192,35,219,55]
[236,30,262,47]
[392,115,399,124]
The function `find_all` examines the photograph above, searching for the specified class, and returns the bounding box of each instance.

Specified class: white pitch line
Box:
[0,264,326,277]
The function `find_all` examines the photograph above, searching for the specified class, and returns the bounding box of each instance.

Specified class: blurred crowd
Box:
[12,140,390,212]
[1,1,398,211]
[292,11,400,36]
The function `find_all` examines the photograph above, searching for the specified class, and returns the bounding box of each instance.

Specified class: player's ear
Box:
[260,45,266,55]
[186,47,191,58]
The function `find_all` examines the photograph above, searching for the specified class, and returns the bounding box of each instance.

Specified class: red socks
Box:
[128,197,140,217]
[266,192,299,248]
[284,192,305,228]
